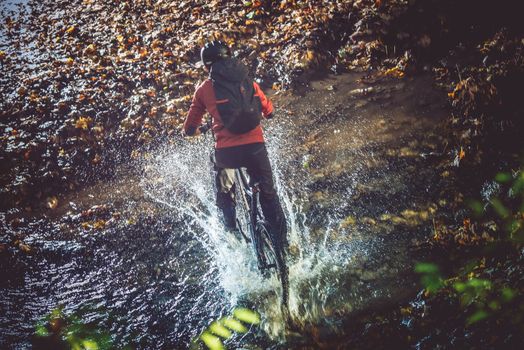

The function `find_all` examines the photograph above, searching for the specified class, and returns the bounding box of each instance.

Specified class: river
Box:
[0,71,449,348]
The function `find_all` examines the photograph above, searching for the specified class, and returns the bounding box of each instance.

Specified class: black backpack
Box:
[210,58,262,134]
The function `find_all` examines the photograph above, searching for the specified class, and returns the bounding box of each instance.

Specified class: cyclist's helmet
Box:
[200,40,230,69]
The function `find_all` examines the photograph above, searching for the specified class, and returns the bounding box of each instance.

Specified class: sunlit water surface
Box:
[139,119,413,344]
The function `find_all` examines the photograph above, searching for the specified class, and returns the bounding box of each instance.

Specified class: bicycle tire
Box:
[258,222,289,308]
[236,169,289,308]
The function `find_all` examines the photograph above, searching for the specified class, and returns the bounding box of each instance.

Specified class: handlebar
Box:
[198,120,212,134]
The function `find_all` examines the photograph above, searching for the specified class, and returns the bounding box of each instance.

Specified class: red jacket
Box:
[183,79,273,149]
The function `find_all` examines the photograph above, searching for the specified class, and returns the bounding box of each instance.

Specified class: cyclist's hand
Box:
[198,122,211,134]
[182,127,201,137]
[265,112,274,120]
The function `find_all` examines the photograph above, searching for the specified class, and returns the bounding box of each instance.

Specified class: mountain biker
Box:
[182,40,288,249]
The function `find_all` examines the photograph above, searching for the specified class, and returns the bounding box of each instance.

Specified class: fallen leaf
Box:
[339,216,356,228]
[75,116,92,130]
[384,66,404,78]
[47,196,59,209]
[459,146,466,160]
[93,220,106,229]
[84,43,97,55]
[139,47,148,58]
[65,25,76,34]
[18,243,32,253]
[400,306,412,315]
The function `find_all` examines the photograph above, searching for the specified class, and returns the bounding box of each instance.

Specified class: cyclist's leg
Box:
[244,143,288,249]
[215,146,251,234]
[215,166,237,231]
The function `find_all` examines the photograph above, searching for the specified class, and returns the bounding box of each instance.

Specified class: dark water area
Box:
[0,71,450,348]
[1,215,227,348]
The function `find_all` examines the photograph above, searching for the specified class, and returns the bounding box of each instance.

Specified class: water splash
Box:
[139,124,374,342]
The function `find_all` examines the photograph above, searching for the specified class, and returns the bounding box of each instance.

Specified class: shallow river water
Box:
[1,72,449,348]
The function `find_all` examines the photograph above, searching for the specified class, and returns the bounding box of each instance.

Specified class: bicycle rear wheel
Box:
[236,168,289,308]
[258,222,289,308]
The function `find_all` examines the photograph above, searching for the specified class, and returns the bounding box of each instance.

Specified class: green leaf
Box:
[415,262,439,274]
[222,317,248,333]
[233,308,260,325]
[460,291,474,306]
[51,307,63,319]
[511,173,524,195]
[246,11,255,19]
[490,198,510,218]
[70,339,82,350]
[501,287,516,302]
[421,275,443,292]
[468,278,491,289]
[209,321,232,339]
[468,200,484,216]
[35,324,50,337]
[508,219,521,234]
[453,282,466,292]
[95,334,113,350]
[488,301,500,310]
[200,332,225,350]
[82,340,99,350]
[495,172,512,183]
[66,323,83,337]
[467,310,488,325]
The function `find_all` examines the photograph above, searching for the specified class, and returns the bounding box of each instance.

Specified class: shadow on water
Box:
[0,72,449,348]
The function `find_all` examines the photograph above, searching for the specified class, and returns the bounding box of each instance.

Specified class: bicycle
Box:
[199,123,289,309]
[234,167,289,308]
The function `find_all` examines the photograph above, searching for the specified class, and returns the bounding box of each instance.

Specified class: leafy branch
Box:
[191,308,261,350]
[415,262,517,326]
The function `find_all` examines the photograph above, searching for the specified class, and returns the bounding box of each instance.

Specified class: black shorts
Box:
[214,142,277,200]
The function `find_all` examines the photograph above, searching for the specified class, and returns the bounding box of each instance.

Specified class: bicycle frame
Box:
[234,168,253,244]
[198,124,288,308]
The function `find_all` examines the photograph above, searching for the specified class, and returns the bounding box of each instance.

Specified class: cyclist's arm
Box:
[183,86,206,136]
[253,82,274,118]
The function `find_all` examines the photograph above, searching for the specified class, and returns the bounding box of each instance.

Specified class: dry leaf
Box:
[47,196,59,209]
[459,146,466,160]
[93,220,106,229]
[65,25,76,34]
[75,116,92,130]
[18,243,32,253]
